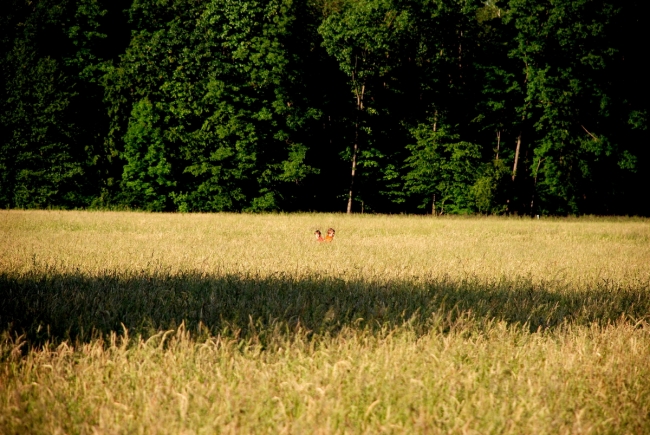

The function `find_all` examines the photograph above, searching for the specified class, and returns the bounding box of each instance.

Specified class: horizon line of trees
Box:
[1,0,647,215]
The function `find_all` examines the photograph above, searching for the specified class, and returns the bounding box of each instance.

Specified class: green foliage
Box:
[121,99,174,211]
[504,0,632,214]
[318,0,414,211]
[403,125,483,214]
[318,0,411,85]
[104,0,319,212]
[471,158,510,214]
[1,0,647,214]
[0,0,107,209]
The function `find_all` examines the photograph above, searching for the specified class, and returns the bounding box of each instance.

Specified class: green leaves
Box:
[122,99,174,211]
[502,0,634,214]
[0,0,107,209]
[403,125,483,214]
[103,0,319,212]
[319,0,411,81]
[1,0,646,214]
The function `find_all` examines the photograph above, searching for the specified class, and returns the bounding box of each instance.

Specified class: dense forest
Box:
[1,0,647,215]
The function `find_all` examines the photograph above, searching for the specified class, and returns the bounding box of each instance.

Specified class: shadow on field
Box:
[1,268,649,345]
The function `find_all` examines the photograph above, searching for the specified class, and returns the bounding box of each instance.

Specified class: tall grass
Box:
[1,210,649,433]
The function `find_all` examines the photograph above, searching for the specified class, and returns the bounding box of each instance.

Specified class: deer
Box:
[314,228,335,242]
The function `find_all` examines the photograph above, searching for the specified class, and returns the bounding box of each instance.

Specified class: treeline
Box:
[1,0,647,215]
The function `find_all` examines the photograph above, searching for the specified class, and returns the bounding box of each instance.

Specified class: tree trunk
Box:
[496,130,501,160]
[530,158,544,216]
[346,133,357,214]
[512,132,521,182]
[458,31,463,84]
[347,82,364,214]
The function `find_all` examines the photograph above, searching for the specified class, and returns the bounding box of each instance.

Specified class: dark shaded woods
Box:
[1,0,647,215]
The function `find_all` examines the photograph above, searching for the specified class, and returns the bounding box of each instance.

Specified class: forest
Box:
[1,0,647,215]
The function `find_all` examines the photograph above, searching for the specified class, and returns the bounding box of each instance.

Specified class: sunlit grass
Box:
[1,210,649,433]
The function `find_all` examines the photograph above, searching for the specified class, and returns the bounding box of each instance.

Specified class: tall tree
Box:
[505,0,634,214]
[403,126,483,214]
[1,0,646,215]
[0,0,107,208]
[319,0,412,213]
[121,98,174,211]
[104,0,319,211]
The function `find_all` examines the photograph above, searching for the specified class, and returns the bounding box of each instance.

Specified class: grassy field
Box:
[1,210,649,434]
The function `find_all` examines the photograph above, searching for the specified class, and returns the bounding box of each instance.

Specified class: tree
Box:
[121,99,174,211]
[0,0,108,208]
[505,0,635,214]
[1,0,646,215]
[403,125,482,214]
[319,0,412,213]
[104,0,319,212]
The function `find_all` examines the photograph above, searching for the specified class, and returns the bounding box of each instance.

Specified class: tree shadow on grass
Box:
[1,268,649,345]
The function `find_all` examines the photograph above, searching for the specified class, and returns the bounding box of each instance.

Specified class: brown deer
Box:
[323,228,335,242]
[314,228,335,242]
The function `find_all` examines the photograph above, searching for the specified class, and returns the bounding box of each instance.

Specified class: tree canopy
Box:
[1,0,647,215]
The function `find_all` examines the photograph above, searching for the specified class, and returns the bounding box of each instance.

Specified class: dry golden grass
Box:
[1,210,649,434]
[2,210,648,283]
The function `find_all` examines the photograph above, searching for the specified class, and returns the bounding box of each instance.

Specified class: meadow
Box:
[1,210,649,434]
